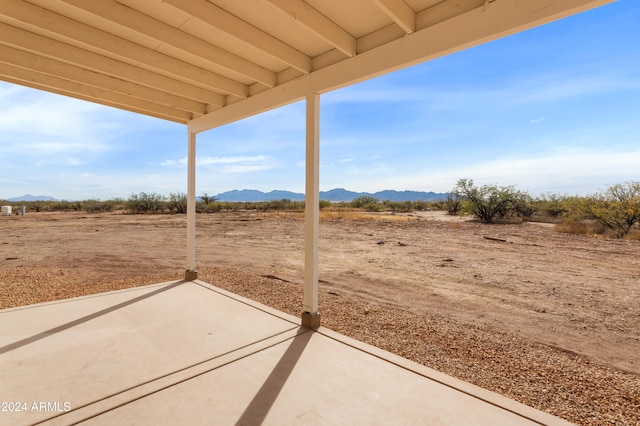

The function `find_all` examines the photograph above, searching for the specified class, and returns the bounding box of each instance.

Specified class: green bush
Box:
[82,199,109,212]
[453,178,529,224]
[411,200,432,211]
[579,181,640,238]
[126,192,165,214]
[533,193,571,218]
[382,201,413,213]
[166,192,187,214]
[319,200,331,209]
[444,192,464,215]
[350,195,379,208]
[363,202,383,212]
[200,202,223,213]
[555,218,607,236]
[200,193,215,205]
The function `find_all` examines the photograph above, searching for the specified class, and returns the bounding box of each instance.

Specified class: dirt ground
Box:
[1,210,639,425]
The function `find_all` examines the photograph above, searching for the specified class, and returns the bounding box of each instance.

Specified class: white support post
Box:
[185,129,197,280]
[302,91,320,329]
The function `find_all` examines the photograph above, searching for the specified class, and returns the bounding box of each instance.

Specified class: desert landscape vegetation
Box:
[1,180,639,425]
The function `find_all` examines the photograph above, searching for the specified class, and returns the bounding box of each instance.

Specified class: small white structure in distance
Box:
[1,206,12,216]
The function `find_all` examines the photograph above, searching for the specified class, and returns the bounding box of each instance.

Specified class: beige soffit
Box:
[0,0,614,130]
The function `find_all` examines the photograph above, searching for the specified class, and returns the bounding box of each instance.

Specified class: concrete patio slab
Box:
[0,280,571,425]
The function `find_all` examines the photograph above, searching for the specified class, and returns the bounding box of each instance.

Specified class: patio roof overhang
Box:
[0,0,615,326]
[0,0,613,129]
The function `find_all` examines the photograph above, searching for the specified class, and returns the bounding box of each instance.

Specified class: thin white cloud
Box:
[325,63,640,115]
[0,85,117,138]
[326,148,640,196]
[198,155,271,166]
[0,83,166,172]
[161,155,278,172]
[222,164,274,173]
[3,140,110,155]
[66,157,81,166]
[513,72,640,104]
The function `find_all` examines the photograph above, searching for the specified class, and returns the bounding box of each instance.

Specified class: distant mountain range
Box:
[213,188,447,202]
[6,194,58,202]
[4,189,448,203]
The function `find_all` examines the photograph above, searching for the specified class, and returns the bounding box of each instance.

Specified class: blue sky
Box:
[1,1,639,201]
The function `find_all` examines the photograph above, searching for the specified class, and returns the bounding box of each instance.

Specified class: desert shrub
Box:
[200,201,248,212]
[363,202,383,212]
[382,201,413,213]
[411,200,432,211]
[126,192,165,214]
[16,200,74,212]
[453,178,530,224]
[512,193,534,219]
[108,198,127,211]
[428,201,443,210]
[200,202,223,213]
[85,199,127,212]
[301,199,333,210]
[281,199,304,210]
[166,192,187,214]
[253,199,304,211]
[220,202,242,211]
[82,199,110,212]
[319,200,331,209]
[625,228,640,240]
[444,192,464,215]
[555,218,607,236]
[29,201,43,212]
[54,202,65,211]
[397,201,414,213]
[350,195,384,212]
[331,201,351,209]
[26,201,42,212]
[578,181,640,238]
[350,195,378,208]
[46,201,74,211]
[200,193,215,205]
[533,193,572,218]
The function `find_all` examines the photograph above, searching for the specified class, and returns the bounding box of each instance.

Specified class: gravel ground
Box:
[1,265,638,425]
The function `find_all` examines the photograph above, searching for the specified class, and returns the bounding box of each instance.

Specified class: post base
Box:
[301,311,321,329]
[185,270,198,281]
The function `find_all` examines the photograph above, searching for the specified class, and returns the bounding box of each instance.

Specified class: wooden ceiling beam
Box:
[0,22,226,108]
[57,0,277,87]
[164,0,312,73]
[373,0,416,34]
[0,44,206,115]
[267,0,356,57]
[0,0,248,97]
[0,62,192,123]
